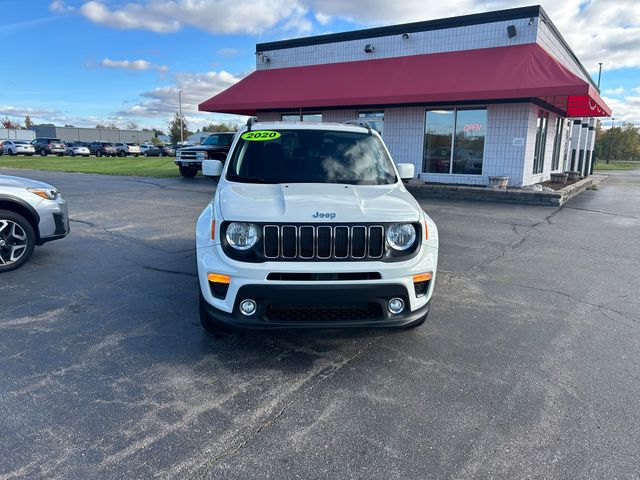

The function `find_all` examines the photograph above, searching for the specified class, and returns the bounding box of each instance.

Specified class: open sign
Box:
[463,124,482,132]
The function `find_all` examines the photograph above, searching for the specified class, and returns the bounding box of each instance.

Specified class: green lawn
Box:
[594,161,640,171]
[0,155,183,177]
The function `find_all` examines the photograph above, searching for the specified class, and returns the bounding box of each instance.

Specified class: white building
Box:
[187,132,210,145]
[200,6,610,187]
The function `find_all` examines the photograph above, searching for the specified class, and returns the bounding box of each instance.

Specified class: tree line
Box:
[594,121,640,162]
[167,112,238,144]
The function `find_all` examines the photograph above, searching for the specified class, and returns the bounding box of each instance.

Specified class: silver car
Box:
[65,142,90,157]
[0,175,69,272]
[1,140,35,156]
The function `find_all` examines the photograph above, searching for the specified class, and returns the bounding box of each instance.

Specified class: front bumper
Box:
[197,242,437,328]
[204,284,430,329]
[175,159,203,168]
[36,195,70,245]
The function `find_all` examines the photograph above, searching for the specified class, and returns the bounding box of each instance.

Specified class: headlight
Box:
[27,187,58,200]
[386,224,416,250]
[226,222,259,250]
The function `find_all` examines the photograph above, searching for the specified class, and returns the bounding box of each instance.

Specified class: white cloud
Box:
[314,12,331,25]
[306,0,640,72]
[49,0,74,13]
[116,69,246,119]
[100,58,169,73]
[603,87,625,95]
[0,105,136,129]
[78,0,310,34]
[73,1,640,73]
[601,96,640,126]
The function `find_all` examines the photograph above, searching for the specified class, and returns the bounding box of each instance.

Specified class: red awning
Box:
[199,43,610,118]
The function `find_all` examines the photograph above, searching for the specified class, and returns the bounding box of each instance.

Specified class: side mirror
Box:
[396,163,415,180]
[202,160,223,177]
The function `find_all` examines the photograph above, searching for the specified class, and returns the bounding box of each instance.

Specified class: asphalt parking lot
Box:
[1,168,639,479]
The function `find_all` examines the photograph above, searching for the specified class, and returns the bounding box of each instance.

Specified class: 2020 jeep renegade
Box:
[195,120,438,332]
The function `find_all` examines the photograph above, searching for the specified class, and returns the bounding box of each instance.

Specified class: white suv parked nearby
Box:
[196,120,438,333]
[115,143,141,157]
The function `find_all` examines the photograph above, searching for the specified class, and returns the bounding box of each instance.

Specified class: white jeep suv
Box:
[196,120,438,332]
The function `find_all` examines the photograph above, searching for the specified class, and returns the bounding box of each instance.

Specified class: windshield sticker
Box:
[241,130,281,141]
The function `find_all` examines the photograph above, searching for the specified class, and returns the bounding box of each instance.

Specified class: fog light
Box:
[239,299,257,316]
[388,298,405,315]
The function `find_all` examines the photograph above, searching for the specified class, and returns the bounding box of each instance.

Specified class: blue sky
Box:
[1,0,638,133]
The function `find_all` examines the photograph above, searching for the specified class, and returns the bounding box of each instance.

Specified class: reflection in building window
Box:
[281,113,323,122]
[358,111,384,136]
[533,109,549,174]
[551,117,564,171]
[423,108,486,175]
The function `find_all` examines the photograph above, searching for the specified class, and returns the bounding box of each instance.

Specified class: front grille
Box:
[266,303,383,322]
[177,151,206,160]
[263,225,385,261]
[266,272,382,281]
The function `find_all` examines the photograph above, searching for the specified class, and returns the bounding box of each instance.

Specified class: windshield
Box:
[202,134,234,146]
[226,129,398,185]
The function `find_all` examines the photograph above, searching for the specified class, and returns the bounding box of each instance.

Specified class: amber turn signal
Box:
[413,272,432,283]
[208,273,230,284]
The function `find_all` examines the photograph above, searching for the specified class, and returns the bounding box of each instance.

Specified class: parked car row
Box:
[0,140,36,156]
[1,138,176,157]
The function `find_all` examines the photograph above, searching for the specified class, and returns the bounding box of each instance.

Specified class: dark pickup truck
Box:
[175,132,235,178]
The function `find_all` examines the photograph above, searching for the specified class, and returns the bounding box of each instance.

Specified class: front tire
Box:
[40,149,47,156]
[199,292,233,336]
[8,149,15,156]
[179,166,198,178]
[0,210,36,273]
[118,151,125,157]
[158,151,164,157]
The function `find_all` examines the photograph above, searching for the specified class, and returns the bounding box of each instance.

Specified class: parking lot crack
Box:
[471,207,563,274]
[488,279,637,327]
[142,266,197,277]
[69,218,96,227]
[192,333,388,479]
[564,206,640,220]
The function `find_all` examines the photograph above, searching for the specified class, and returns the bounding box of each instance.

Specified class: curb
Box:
[406,175,607,206]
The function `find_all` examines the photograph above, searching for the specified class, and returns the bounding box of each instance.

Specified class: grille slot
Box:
[263,226,279,258]
[266,303,383,322]
[262,225,385,261]
[266,272,382,281]
[281,226,297,258]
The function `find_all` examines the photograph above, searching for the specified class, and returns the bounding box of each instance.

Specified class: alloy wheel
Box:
[0,220,28,266]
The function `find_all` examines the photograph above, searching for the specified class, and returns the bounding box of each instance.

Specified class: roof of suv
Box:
[240,121,371,134]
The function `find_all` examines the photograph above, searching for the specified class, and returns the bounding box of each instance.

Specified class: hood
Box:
[0,175,54,189]
[218,183,420,223]
[179,145,227,152]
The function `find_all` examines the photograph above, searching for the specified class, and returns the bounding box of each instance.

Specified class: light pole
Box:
[597,62,603,89]
[178,90,184,144]
[607,117,615,164]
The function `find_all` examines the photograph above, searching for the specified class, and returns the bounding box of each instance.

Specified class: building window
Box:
[358,111,384,135]
[281,113,322,122]
[533,109,549,174]
[423,108,486,175]
[551,117,564,171]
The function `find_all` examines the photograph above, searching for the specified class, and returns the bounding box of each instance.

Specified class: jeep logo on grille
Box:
[313,211,336,219]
